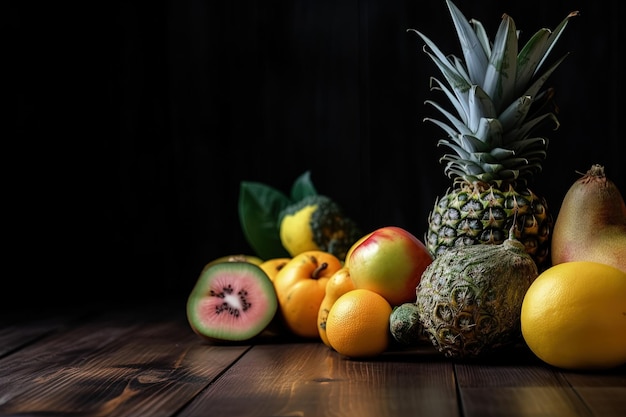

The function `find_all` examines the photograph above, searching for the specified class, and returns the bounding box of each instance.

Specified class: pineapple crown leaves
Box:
[409,0,579,187]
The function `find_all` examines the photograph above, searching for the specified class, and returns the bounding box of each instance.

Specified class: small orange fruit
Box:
[325,288,392,358]
[259,257,291,282]
[521,261,626,370]
[273,251,343,338]
[318,266,356,347]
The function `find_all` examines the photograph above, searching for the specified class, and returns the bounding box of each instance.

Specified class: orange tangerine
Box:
[325,288,392,358]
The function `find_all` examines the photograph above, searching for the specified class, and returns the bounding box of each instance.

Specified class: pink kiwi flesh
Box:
[187,262,278,341]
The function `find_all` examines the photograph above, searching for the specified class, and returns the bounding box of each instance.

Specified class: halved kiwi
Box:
[187,262,278,342]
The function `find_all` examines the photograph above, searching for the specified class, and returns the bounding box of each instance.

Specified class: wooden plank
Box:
[454,345,595,417]
[179,343,460,417]
[0,312,78,358]
[562,366,626,417]
[0,306,248,417]
[2,303,623,417]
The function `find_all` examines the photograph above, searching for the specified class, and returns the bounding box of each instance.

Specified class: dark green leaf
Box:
[290,170,318,201]
[238,181,292,260]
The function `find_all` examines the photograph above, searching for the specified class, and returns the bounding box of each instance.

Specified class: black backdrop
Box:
[9,1,625,310]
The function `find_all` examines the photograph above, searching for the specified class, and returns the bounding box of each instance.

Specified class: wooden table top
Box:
[1,301,624,417]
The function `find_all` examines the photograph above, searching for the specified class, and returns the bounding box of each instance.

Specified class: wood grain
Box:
[180,343,460,417]
[0,307,247,416]
[0,306,624,417]
[453,345,626,417]
[0,313,74,358]
[562,368,626,417]
[455,364,593,417]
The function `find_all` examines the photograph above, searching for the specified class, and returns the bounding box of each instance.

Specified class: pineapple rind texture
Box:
[416,238,539,358]
[426,183,552,268]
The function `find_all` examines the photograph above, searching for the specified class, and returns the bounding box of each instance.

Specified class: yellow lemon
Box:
[278,195,362,260]
[280,204,318,256]
[521,261,626,370]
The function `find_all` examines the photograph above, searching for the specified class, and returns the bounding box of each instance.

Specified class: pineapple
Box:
[415,229,539,358]
[413,1,579,269]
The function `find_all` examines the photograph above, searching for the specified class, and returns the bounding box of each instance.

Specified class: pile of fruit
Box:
[187,0,626,371]
[187,223,433,357]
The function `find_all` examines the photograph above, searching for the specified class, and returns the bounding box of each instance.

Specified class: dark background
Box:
[8,1,625,311]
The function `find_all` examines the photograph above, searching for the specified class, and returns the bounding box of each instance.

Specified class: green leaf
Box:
[445,0,489,85]
[482,13,517,112]
[238,181,292,260]
[290,170,318,201]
